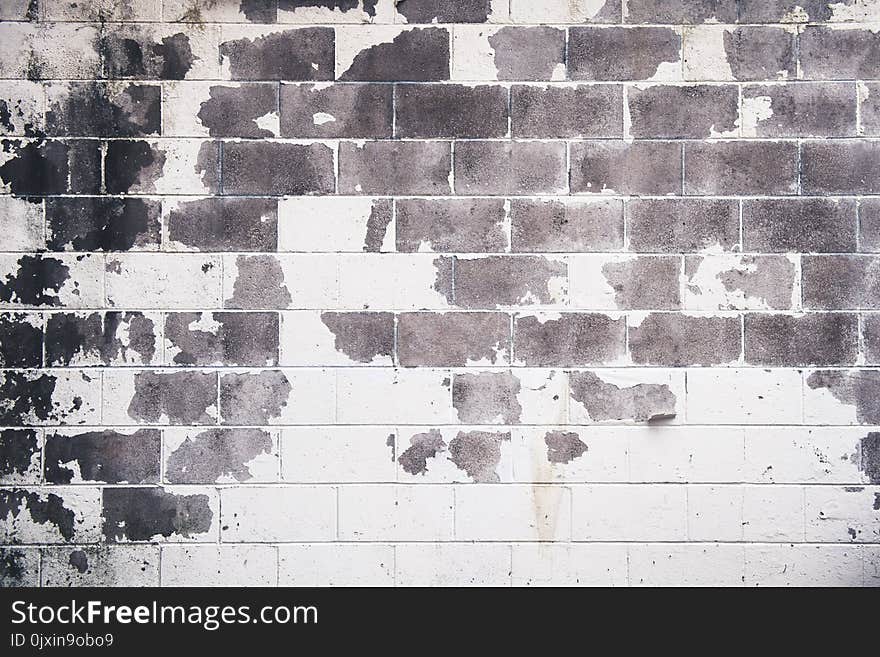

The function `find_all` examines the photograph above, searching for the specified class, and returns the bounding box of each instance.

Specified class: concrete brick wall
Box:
[1,0,879,587]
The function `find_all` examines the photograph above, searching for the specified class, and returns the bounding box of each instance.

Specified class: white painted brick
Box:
[278,197,394,252]
[221,368,336,425]
[571,485,688,541]
[280,426,397,483]
[279,311,394,366]
[279,544,394,586]
[338,484,454,541]
[509,427,628,483]
[805,486,880,543]
[743,485,805,542]
[222,254,338,310]
[510,0,612,23]
[336,254,452,310]
[161,545,278,586]
[865,546,880,587]
[743,427,864,484]
[0,196,43,252]
[336,368,454,424]
[41,546,160,587]
[803,370,865,425]
[220,486,337,542]
[456,485,572,541]
[745,544,864,586]
[688,485,744,542]
[395,543,511,586]
[1,487,102,544]
[511,543,628,586]
[686,369,804,425]
[106,254,222,310]
[629,544,745,587]
[628,426,745,482]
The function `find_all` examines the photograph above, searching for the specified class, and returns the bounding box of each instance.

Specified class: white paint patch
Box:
[828,0,880,21]
[254,111,279,135]
[683,26,734,81]
[313,112,337,126]
[452,26,500,80]
[781,5,810,22]
[738,95,774,137]
[336,26,406,79]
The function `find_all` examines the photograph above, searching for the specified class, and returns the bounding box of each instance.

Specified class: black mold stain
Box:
[398,429,446,475]
[0,100,13,132]
[397,0,490,22]
[127,371,217,425]
[103,31,196,80]
[104,141,163,194]
[0,371,57,425]
[320,312,394,363]
[46,82,161,137]
[0,255,70,307]
[452,372,522,424]
[861,433,880,484]
[569,371,677,422]
[0,429,39,480]
[220,27,335,81]
[874,493,880,511]
[46,312,156,366]
[448,430,509,483]
[165,428,273,484]
[0,139,72,195]
[165,312,279,366]
[339,27,450,81]
[807,371,880,425]
[102,488,213,542]
[197,85,277,138]
[219,371,291,424]
[363,200,393,252]
[44,429,161,484]
[0,313,42,367]
[0,548,30,585]
[46,197,161,251]
[545,430,588,464]
[228,255,292,309]
[166,198,278,252]
[68,550,88,574]
[239,0,277,22]
[0,489,76,541]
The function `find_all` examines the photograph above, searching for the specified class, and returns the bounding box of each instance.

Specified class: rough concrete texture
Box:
[0,0,878,588]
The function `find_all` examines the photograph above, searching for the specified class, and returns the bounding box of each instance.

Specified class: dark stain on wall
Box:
[0,255,70,307]
[219,370,291,424]
[339,27,450,81]
[104,140,164,194]
[127,371,217,424]
[448,430,509,482]
[165,312,279,366]
[808,371,880,424]
[102,488,213,542]
[44,429,161,484]
[165,428,273,484]
[320,312,394,363]
[452,371,522,423]
[0,429,39,480]
[103,30,196,80]
[569,371,676,422]
[0,313,43,367]
[0,547,32,585]
[363,199,393,252]
[545,430,588,464]
[0,489,76,541]
[227,255,292,309]
[46,198,161,252]
[0,372,56,425]
[398,429,446,476]
[861,432,880,484]
[46,312,157,366]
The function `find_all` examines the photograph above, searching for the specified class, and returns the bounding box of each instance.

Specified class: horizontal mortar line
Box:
[7,77,880,85]
[4,362,880,369]
[6,194,880,200]
[10,19,880,29]
[0,251,871,257]
[2,310,878,315]
[7,135,880,142]
[4,540,878,548]
[17,482,875,488]
[5,423,877,429]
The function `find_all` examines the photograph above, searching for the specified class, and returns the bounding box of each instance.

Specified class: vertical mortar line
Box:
[739,312,745,365]
[856,80,862,137]
[738,198,743,251]
[392,83,397,138]
[796,139,802,196]
[858,312,865,365]
[856,198,861,253]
